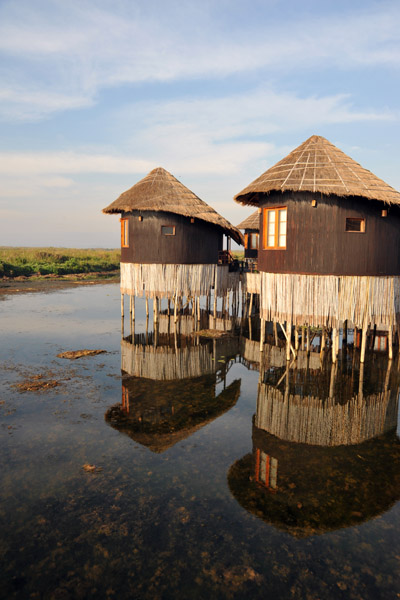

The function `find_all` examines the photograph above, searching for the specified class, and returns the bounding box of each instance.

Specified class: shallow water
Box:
[0,284,399,600]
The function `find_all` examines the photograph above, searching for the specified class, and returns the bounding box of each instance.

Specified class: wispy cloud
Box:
[0,0,399,120]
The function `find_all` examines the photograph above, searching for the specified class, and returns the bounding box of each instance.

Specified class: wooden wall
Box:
[120,211,223,264]
[258,192,400,276]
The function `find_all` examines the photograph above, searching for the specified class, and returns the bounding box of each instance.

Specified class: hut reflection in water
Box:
[228,350,400,538]
[105,316,241,453]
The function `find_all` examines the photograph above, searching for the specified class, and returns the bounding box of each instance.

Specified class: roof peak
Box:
[235,135,400,206]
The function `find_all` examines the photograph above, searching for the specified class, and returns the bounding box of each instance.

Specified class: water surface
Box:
[0,284,399,599]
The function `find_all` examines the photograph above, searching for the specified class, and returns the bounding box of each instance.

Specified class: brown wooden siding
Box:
[258,192,400,276]
[120,211,223,264]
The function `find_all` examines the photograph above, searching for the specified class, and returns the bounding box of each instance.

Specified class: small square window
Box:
[346,218,365,233]
[162,225,175,235]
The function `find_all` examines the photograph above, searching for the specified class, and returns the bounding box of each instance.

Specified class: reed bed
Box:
[256,383,399,446]
[0,247,120,277]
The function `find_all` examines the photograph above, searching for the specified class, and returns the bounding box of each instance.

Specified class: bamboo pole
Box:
[132,296,135,321]
[145,297,149,319]
[121,293,124,318]
[332,327,337,363]
[294,326,299,352]
[301,326,305,351]
[388,325,393,360]
[213,269,218,319]
[286,321,292,361]
[174,291,178,323]
[197,296,201,321]
[360,322,368,363]
[248,293,253,318]
[273,321,278,346]
[306,326,310,355]
[260,318,265,351]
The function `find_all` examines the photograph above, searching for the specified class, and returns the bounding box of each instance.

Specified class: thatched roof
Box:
[103,167,243,244]
[235,135,400,206]
[237,210,259,230]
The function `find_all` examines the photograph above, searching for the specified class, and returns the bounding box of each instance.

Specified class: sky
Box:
[0,0,399,248]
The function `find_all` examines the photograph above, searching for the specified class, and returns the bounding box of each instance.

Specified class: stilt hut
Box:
[103,167,243,325]
[237,211,259,260]
[234,135,400,362]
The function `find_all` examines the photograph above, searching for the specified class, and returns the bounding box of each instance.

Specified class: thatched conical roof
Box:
[235,135,400,206]
[103,167,243,244]
[237,210,259,230]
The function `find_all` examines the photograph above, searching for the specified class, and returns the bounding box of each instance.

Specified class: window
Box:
[245,232,259,250]
[161,225,175,235]
[346,217,365,233]
[263,207,287,249]
[120,218,129,247]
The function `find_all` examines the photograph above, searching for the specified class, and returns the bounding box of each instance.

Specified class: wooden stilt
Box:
[145,297,149,319]
[388,325,393,360]
[332,327,337,363]
[213,269,218,319]
[306,326,310,355]
[132,296,135,321]
[294,326,299,352]
[273,321,278,346]
[343,320,348,345]
[248,293,253,318]
[197,296,201,321]
[286,321,292,361]
[167,299,170,316]
[174,292,178,323]
[358,362,364,402]
[121,293,124,317]
[360,322,368,363]
[329,363,336,398]
[248,317,252,341]
[301,326,305,350]
[260,318,265,351]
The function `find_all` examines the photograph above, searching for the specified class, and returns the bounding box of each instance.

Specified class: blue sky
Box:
[0,0,399,247]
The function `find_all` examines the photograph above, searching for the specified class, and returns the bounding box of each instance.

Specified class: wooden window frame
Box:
[345,217,366,233]
[249,232,259,250]
[161,225,176,236]
[263,206,287,249]
[120,218,129,248]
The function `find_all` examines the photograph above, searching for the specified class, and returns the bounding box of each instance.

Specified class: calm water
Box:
[0,284,399,600]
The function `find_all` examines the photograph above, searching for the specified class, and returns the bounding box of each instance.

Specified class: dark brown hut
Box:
[103,167,243,325]
[237,211,259,260]
[234,135,400,361]
[104,167,242,265]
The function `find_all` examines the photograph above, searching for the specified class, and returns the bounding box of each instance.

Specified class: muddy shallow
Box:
[0,284,399,600]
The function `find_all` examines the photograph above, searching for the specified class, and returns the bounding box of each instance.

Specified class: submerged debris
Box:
[57,349,106,360]
[82,463,103,473]
[14,374,60,392]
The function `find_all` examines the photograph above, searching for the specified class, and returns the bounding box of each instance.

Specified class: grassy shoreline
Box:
[0,247,120,279]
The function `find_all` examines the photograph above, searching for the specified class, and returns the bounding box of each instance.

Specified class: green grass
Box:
[0,247,121,278]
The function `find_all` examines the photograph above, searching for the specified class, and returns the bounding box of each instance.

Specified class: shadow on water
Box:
[0,287,400,599]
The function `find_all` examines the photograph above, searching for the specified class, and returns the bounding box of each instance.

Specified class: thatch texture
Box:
[235,135,400,206]
[120,263,240,299]
[103,167,243,244]
[256,383,399,447]
[260,272,400,328]
[237,210,260,230]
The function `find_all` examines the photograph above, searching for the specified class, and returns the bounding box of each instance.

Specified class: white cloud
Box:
[0,0,399,120]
